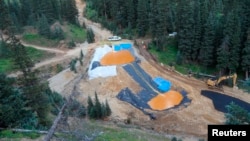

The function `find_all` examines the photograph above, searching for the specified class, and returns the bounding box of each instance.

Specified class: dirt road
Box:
[8,1,250,140]
[73,1,250,141]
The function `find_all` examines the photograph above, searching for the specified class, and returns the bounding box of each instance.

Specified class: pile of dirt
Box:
[100,50,135,66]
[148,90,184,110]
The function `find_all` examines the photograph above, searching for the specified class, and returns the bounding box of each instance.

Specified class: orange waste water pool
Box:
[100,50,135,66]
[148,90,183,110]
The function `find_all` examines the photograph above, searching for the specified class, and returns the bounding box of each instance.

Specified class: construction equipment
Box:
[206,73,237,90]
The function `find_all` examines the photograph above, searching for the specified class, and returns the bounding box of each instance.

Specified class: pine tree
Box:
[94,92,102,119]
[0,0,10,40]
[216,36,230,74]
[105,99,111,116]
[86,28,95,43]
[137,0,148,37]
[177,0,195,61]
[64,0,78,25]
[126,0,137,28]
[101,103,107,117]
[224,11,241,73]
[242,28,250,79]
[225,102,250,125]
[191,0,202,61]
[87,96,94,116]
[38,14,51,38]
[199,12,215,68]
[9,35,51,127]
[70,58,78,73]
[79,50,84,66]
[0,73,37,128]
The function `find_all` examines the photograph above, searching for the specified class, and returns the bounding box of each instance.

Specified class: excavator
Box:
[206,73,238,91]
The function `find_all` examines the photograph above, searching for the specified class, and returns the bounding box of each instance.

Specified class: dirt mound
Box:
[148,90,183,110]
[100,50,135,65]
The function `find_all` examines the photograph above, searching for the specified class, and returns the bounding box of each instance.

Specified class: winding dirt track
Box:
[7,1,249,140]
[73,1,250,140]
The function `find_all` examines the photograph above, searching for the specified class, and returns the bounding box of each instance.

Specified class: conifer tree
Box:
[38,14,51,38]
[242,28,250,79]
[225,102,250,125]
[105,99,111,116]
[94,92,102,119]
[87,96,94,116]
[199,12,215,68]
[64,0,78,25]
[9,35,51,127]
[137,0,148,37]
[86,28,95,43]
[0,74,37,128]
[216,36,230,74]
[0,0,10,40]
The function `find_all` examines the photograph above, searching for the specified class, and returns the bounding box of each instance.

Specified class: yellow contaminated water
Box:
[148,90,183,110]
[100,50,135,65]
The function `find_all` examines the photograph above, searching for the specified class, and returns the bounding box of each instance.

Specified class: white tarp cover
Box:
[88,66,117,80]
[88,45,117,80]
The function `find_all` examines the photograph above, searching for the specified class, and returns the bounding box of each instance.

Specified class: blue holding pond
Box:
[153,77,172,92]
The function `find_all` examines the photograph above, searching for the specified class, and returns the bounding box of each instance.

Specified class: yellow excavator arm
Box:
[206,73,237,89]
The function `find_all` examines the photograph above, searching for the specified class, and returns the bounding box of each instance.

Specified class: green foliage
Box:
[94,126,171,141]
[0,46,50,73]
[69,58,78,73]
[50,25,65,40]
[22,33,59,47]
[137,0,148,37]
[241,28,250,79]
[68,39,76,49]
[105,99,112,116]
[238,79,250,93]
[79,50,84,66]
[0,41,11,58]
[225,102,250,125]
[0,130,40,139]
[0,0,10,30]
[0,73,37,128]
[87,92,112,119]
[0,58,14,73]
[66,24,87,43]
[8,35,52,128]
[86,27,95,43]
[66,99,86,118]
[63,0,78,25]
[56,64,64,73]
[85,0,250,77]
[38,14,51,38]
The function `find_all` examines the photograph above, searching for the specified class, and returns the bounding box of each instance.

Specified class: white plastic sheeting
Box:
[88,66,117,80]
[88,45,117,80]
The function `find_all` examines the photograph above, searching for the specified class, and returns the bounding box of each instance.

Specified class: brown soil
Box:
[71,0,250,140]
[18,1,249,141]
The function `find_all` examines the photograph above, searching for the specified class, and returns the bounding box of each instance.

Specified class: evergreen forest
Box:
[85,0,250,79]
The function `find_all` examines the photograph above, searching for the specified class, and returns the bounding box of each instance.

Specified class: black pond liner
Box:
[117,62,192,119]
[201,90,250,113]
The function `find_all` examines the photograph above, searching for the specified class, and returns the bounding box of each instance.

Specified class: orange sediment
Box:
[148,90,183,110]
[100,50,135,66]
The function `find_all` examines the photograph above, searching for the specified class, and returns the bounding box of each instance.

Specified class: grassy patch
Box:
[26,47,47,62]
[22,23,86,47]
[0,59,14,73]
[0,130,40,139]
[22,34,59,47]
[0,47,54,73]
[149,45,216,75]
[65,24,87,43]
[95,127,170,141]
